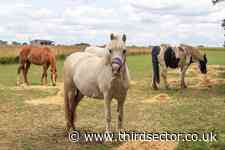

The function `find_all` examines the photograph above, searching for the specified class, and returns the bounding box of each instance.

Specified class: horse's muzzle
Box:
[111,57,123,75]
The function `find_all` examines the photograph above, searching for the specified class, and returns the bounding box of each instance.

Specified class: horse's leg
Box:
[104,92,112,132]
[17,63,24,85]
[151,63,158,90]
[45,64,49,85]
[70,90,83,129]
[152,76,158,90]
[117,98,125,131]
[24,62,31,85]
[41,70,45,85]
[41,64,48,85]
[161,66,169,89]
[181,65,189,88]
[21,63,27,85]
[41,66,44,85]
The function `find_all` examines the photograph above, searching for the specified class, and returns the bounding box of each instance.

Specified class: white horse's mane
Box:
[106,34,126,50]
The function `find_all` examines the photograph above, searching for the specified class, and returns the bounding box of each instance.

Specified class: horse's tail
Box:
[17,46,27,74]
[64,82,71,131]
[151,46,160,84]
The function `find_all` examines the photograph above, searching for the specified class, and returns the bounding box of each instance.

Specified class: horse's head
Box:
[198,54,208,74]
[106,33,127,76]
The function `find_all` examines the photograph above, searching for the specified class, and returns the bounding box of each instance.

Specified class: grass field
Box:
[0,52,225,149]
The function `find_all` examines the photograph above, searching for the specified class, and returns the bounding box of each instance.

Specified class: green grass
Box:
[1,50,222,86]
[0,54,224,150]
[204,51,225,65]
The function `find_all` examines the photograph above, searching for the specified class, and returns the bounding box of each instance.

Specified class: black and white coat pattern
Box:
[151,44,208,90]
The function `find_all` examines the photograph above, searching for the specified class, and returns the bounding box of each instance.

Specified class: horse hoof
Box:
[164,85,168,89]
[105,130,112,134]
[181,85,187,89]
[117,127,123,132]
[152,85,158,90]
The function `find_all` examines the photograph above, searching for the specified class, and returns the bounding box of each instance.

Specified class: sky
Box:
[0,0,224,46]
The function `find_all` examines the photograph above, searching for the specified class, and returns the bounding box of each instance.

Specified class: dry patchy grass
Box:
[0,57,225,150]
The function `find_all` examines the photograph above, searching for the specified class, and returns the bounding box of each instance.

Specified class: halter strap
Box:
[112,57,123,66]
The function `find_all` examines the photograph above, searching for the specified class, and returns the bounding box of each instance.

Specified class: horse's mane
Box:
[104,35,126,65]
[179,44,204,61]
[106,34,125,50]
[160,44,171,48]
[43,47,53,53]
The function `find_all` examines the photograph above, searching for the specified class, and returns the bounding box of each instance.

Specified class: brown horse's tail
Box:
[17,46,30,85]
[17,48,27,74]
[64,83,70,131]
[63,65,76,131]
[17,54,22,74]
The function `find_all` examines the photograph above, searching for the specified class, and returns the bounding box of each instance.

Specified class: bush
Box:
[0,56,19,64]
[0,54,70,65]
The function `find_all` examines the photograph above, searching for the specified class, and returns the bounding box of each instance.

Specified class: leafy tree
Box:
[212,0,225,5]
[213,1,225,47]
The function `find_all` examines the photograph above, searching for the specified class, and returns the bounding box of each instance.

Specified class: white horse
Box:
[63,34,129,132]
[85,46,109,57]
[85,46,131,85]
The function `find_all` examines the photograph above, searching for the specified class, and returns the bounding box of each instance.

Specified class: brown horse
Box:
[17,45,57,86]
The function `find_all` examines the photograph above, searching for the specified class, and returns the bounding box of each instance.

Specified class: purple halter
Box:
[112,57,123,66]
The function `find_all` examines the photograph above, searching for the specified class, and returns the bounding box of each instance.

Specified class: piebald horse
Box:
[17,45,57,86]
[151,44,207,89]
[63,34,129,132]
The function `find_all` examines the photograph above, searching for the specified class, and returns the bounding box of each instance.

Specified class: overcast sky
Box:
[0,0,224,46]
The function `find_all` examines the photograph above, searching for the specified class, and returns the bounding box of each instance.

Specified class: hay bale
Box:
[118,141,176,150]
[197,75,213,88]
[154,93,170,102]
[143,93,170,104]
[130,80,138,85]
[169,79,178,85]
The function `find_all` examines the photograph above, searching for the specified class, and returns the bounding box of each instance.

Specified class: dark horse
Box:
[151,44,207,89]
[17,45,57,86]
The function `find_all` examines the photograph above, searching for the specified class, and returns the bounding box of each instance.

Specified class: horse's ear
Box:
[204,54,207,63]
[122,34,126,42]
[110,33,115,41]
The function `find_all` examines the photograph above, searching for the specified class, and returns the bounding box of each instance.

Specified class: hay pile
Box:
[118,141,176,150]
[130,80,138,85]
[25,82,64,106]
[154,93,170,103]
[189,64,225,89]
[169,79,178,85]
[143,93,170,103]
[197,75,213,88]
